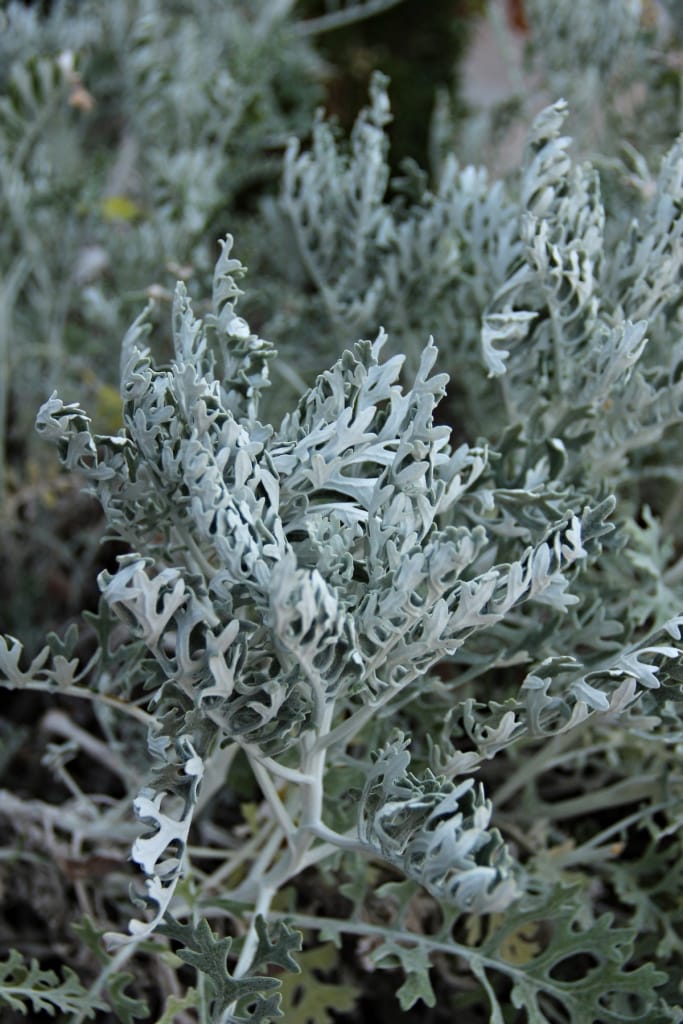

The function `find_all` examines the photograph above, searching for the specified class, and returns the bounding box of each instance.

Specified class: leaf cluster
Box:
[2,4,683,1023]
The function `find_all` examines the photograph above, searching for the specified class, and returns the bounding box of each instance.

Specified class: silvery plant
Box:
[0,0,324,512]
[2,10,683,1011]
[2,195,683,1019]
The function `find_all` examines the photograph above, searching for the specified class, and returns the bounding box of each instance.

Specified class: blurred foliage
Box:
[299,0,485,168]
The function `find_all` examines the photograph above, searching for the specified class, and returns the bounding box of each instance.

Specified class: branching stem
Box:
[248,756,296,839]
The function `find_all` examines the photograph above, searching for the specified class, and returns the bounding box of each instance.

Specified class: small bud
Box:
[146,284,173,303]
[69,84,95,112]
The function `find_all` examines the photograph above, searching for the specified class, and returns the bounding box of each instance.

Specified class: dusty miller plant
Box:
[275,74,683,646]
[0,0,327,653]
[1,216,682,1019]
[277,72,683,435]
[3,16,683,1024]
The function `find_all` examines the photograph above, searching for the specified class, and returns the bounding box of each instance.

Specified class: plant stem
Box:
[551,799,672,867]
[41,708,139,786]
[233,884,276,980]
[8,680,158,728]
[72,940,141,1024]
[493,724,589,807]
[535,773,670,820]
[318,666,422,752]
[232,826,287,904]
[248,756,296,839]
[294,0,405,37]
[243,746,315,785]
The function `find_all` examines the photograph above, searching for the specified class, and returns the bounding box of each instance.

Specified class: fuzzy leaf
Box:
[476,885,668,1023]
[0,950,107,1018]
[370,940,436,1010]
[357,735,518,913]
[159,915,301,1024]
[251,916,303,975]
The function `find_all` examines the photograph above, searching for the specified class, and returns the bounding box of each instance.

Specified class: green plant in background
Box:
[3,2,683,1022]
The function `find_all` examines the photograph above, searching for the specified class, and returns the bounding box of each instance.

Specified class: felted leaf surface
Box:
[476,885,668,1023]
[159,915,301,1024]
[357,735,518,913]
[71,917,150,1023]
[251,915,303,974]
[0,949,108,1018]
[370,940,436,1010]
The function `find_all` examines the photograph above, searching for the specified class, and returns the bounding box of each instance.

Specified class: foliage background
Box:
[2,2,683,1022]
